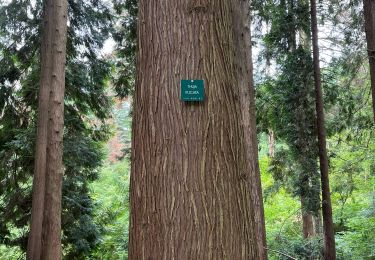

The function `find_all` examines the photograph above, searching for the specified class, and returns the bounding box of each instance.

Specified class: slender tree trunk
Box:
[288,0,296,51]
[41,0,68,258]
[27,0,54,258]
[310,0,336,259]
[129,0,264,259]
[293,11,323,255]
[27,0,68,259]
[268,129,275,158]
[363,0,375,119]
[315,210,323,235]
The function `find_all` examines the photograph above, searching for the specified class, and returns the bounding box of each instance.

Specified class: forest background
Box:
[0,0,374,259]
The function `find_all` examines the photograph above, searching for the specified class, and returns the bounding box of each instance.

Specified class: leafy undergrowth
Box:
[89,160,130,259]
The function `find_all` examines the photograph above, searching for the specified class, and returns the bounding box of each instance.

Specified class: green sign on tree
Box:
[181,80,205,101]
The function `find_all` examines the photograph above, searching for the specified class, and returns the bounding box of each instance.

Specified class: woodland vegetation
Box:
[0,0,374,259]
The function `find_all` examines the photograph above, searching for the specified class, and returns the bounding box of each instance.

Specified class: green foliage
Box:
[255,1,374,259]
[254,0,321,216]
[0,244,23,260]
[112,0,138,98]
[89,100,131,259]
[336,212,375,260]
[261,140,374,260]
[90,160,130,259]
[330,130,375,259]
[261,156,323,260]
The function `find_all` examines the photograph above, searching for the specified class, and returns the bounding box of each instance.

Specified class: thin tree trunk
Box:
[288,0,296,51]
[129,0,264,259]
[315,210,323,235]
[268,129,275,158]
[27,0,54,258]
[363,0,375,119]
[310,0,336,259]
[41,0,68,259]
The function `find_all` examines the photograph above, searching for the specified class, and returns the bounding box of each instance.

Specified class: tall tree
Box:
[27,0,54,257]
[243,12,267,259]
[310,0,336,258]
[253,0,321,244]
[42,0,68,257]
[27,0,68,258]
[0,0,112,256]
[363,0,375,119]
[129,0,265,259]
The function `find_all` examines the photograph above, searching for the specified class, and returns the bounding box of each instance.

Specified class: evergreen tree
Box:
[254,1,374,258]
[363,0,375,119]
[0,0,112,257]
[253,0,323,256]
[310,0,336,258]
[112,0,138,99]
[27,0,69,258]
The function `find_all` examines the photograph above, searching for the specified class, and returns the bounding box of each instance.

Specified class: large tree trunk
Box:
[363,0,375,119]
[27,0,54,258]
[129,0,265,259]
[310,0,336,259]
[27,0,68,259]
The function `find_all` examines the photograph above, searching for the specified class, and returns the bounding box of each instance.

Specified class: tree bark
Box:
[363,0,375,119]
[235,6,267,258]
[301,196,315,239]
[310,0,336,259]
[27,0,54,258]
[41,0,68,258]
[302,213,315,239]
[27,0,68,259]
[129,0,264,259]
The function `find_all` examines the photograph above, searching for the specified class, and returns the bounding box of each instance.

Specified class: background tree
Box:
[0,0,113,257]
[253,0,322,245]
[363,0,375,118]
[112,0,138,99]
[253,0,374,258]
[28,0,69,257]
[310,0,336,258]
